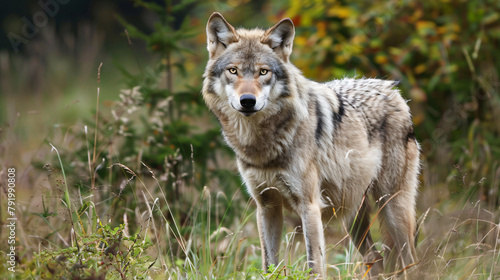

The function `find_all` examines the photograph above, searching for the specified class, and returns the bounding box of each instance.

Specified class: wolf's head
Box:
[203,13,297,117]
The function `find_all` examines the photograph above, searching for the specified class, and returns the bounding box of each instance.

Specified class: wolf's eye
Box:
[228,68,237,75]
[260,69,269,76]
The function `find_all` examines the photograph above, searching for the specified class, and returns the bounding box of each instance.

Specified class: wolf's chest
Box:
[220,112,302,168]
[238,166,303,208]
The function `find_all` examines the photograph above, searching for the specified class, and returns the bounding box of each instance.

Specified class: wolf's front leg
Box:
[301,203,326,278]
[256,190,283,271]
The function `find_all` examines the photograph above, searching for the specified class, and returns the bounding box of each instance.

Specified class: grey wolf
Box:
[202,12,419,278]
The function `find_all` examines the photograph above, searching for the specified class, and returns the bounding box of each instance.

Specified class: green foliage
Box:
[251,264,314,279]
[112,0,232,187]
[104,0,241,242]
[27,224,153,279]
[48,0,241,236]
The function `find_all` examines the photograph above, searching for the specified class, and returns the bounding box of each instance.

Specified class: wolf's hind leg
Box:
[348,200,383,278]
[377,142,419,272]
[378,192,417,272]
[377,132,419,273]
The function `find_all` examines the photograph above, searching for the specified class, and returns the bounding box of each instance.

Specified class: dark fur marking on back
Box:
[333,93,345,124]
[379,116,388,134]
[375,115,388,144]
[315,98,324,143]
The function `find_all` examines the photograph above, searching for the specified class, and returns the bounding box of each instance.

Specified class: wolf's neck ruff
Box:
[215,98,303,168]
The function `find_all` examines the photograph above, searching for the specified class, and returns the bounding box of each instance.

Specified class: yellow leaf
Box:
[320,37,333,48]
[416,21,436,30]
[335,55,348,64]
[328,6,351,19]
[351,34,367,45]
[316,21,327,38]
[414,64,427,74]
[295,36,308,47]
[375,55,388,65]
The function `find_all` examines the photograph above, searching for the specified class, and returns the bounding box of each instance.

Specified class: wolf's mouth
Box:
[239,109,258,117]
[230,103,262,117]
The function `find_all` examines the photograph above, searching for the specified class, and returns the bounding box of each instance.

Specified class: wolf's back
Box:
[326,78,413,144]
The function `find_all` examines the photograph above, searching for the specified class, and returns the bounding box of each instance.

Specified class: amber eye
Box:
[228,68,237,75]
[260,69,269,75]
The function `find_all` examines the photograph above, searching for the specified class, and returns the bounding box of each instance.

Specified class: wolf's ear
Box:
[262,18,295,62]
[206,12,239,59]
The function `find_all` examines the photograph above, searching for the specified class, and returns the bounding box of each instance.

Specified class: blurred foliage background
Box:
[1,0,499,278]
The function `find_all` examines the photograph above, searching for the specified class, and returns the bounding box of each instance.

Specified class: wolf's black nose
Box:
[240,94,256,109]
